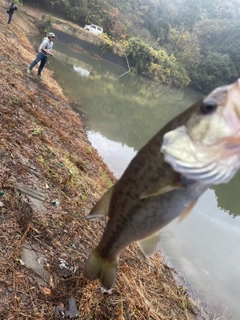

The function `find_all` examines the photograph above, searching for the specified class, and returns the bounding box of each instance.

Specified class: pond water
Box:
[33,32,240,319]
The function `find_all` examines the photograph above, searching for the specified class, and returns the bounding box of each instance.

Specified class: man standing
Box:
[7,2,17,24]
[27,32,56,79]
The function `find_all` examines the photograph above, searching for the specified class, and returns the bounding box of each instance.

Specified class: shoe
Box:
[27,68,31,74]
[37,74,42,80]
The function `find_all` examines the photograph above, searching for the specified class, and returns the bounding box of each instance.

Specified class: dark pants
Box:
[8,13,13,24]
[29,52,48,75]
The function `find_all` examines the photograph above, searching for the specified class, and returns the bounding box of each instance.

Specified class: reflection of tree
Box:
[48,34,203,149]
[75,73,202,150]
[211,171,240,218]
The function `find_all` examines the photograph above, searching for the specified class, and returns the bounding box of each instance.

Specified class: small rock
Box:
[101,287,113,295]
[52,200,60,206]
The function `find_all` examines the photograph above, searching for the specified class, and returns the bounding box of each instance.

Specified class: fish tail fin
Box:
[83,250,119,290]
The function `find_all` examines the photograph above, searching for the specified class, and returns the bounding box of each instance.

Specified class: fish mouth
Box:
[161,125,240,185]
[163,152,238,185]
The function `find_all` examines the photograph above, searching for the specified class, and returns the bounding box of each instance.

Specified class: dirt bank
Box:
[0,2,204,319]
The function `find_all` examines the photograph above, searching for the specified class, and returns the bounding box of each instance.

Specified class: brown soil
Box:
[0,2,207,320]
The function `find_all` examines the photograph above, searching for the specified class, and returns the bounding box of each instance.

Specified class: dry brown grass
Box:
[0,2,212,320]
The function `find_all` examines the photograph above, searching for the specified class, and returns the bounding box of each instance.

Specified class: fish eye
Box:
[200,100,217,114]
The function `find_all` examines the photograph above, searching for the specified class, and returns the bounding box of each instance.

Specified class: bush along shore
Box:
[0,2,210,319]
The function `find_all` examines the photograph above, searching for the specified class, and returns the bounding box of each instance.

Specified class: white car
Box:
[84,24,103,35]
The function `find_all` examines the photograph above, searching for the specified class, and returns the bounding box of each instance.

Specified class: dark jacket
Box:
[8,4,17,15]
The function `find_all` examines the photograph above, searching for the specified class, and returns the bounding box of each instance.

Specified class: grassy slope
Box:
[0,2,202,320]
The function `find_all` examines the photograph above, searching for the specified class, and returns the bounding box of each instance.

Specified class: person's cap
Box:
[48,32,56,38]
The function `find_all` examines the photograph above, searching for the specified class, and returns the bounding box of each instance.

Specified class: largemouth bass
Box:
[84,79,240,289]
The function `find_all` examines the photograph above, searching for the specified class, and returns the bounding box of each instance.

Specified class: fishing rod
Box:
[50,55,74,73]
[51,55,91,77]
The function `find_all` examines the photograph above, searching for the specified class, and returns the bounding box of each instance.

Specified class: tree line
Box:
[22,0,240,93]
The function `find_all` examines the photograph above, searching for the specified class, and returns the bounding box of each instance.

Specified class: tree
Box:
[220,22,240,74]
[165,27,200,66]
[176,0,202,31]
[126,37,190,87]
[190,52,237,93]
[193,19,222,54]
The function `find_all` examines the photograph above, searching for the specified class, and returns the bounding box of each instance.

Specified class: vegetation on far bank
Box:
[21,0,240,93]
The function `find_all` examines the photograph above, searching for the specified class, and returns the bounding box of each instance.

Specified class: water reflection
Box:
[35,32,240,319]
[73,65,90,77]
[162,188,240,318]
[87,131,136,179]
[212,171,240,218]
[42,38,203,149]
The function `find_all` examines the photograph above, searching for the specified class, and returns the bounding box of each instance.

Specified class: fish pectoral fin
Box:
[140,180,184,199]
[178,199,198,223]
[86,185,115,219]
[137,231,161,258]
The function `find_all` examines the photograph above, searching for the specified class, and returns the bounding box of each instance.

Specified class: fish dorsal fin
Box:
[140,178,184,199]
[178,199,197,223]
[137,231,161,257]
[86,185,115,220]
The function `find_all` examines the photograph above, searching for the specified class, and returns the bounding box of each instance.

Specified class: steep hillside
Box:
[0,2,205,319]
